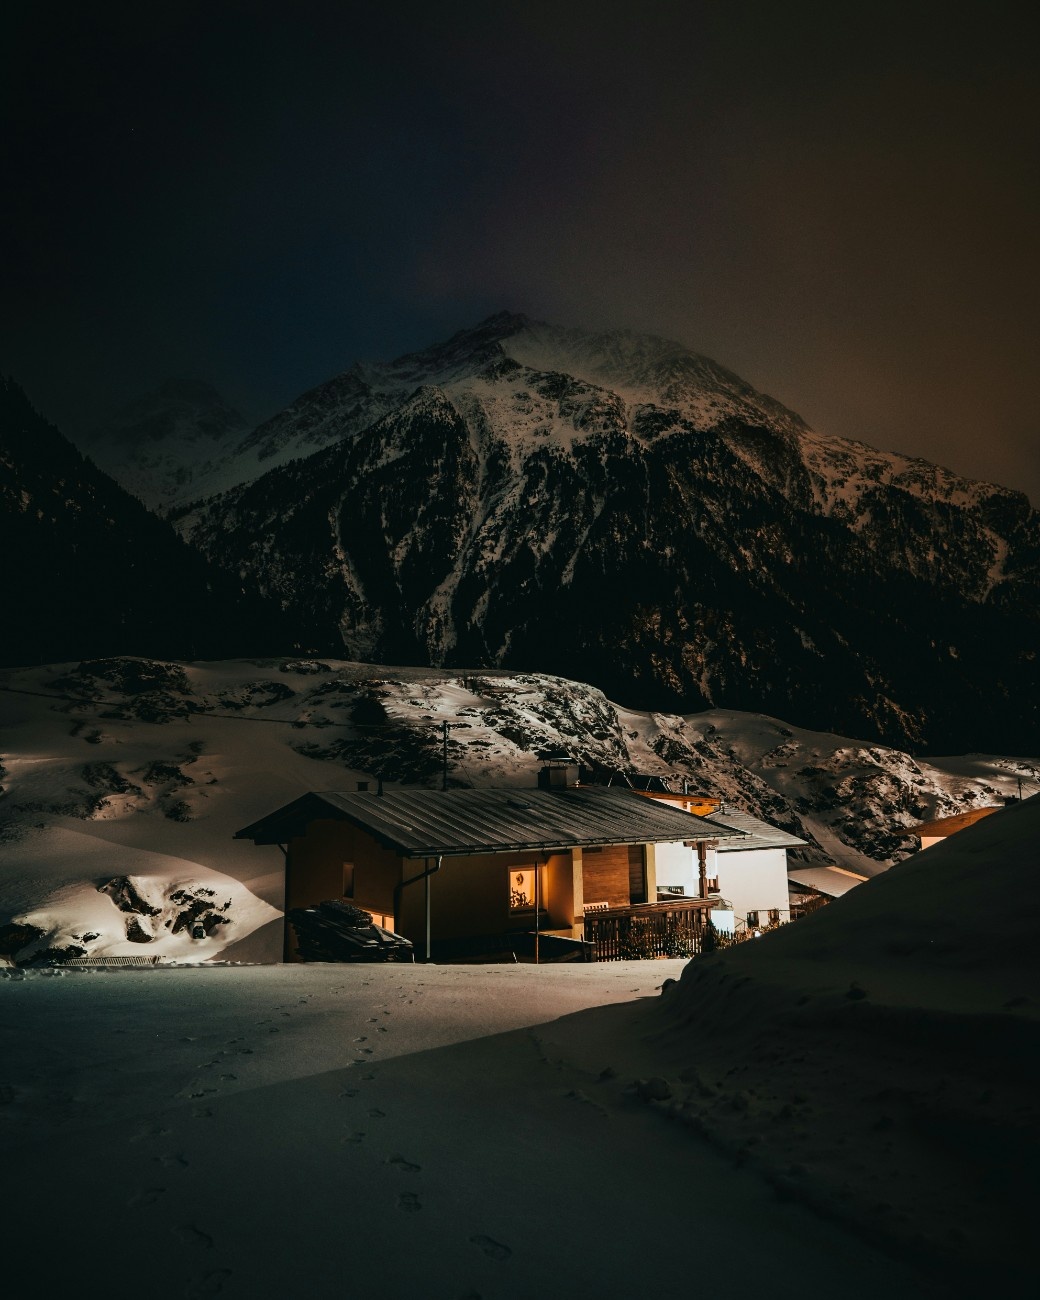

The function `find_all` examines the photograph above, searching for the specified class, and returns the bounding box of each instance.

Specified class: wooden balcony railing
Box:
[581,898,716,962]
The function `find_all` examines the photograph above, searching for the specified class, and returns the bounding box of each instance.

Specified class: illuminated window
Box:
[508,867,536,911]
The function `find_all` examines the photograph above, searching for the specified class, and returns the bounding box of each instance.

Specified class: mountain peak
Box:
[380,311,535,384]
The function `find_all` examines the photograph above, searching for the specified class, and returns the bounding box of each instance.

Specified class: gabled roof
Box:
[699,809,808,851]
[911,806,1001,839]
[234,786,745,859]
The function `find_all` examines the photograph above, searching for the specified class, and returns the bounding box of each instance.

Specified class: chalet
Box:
[633,792,807,931]
[911,806,1002,849]
[234,773,745,960]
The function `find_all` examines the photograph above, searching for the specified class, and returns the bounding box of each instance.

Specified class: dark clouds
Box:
[3,1,1037,501]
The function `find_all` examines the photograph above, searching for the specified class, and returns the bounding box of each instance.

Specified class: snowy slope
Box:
[656,795,1040,1283]
[83,377,252,512]
[2,656,1034,965]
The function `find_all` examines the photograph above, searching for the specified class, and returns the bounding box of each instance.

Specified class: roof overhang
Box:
[234,786,747,859]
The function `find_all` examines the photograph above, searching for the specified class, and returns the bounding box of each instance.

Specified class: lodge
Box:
[234,764,748,961]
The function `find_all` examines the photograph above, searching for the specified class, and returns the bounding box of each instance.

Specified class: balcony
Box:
[580,897,718,962]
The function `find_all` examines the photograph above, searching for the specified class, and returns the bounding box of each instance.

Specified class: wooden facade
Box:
[235,783,745,962]
[282,827,657,959]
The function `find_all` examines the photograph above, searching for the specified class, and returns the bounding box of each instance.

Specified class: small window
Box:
[508,868,536,911]
[342,862,355,898]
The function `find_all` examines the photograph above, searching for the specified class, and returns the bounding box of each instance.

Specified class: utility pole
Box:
[534,861,541,965]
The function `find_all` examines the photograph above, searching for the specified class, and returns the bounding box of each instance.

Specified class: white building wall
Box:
[652,840,791,927]
[715,846,791,925]
[653,841,697,893]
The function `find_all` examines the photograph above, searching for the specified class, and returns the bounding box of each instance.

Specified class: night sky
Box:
[4,1,1037,502]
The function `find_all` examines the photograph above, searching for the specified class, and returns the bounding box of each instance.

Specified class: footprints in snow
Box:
[126,1141,225,1295]
[337,1079,512,1267]
[153,1151,190,1168]
[470,1234,512,1261]
[184,1269,232,1298]
[173,1223,213,1250]
[388,1154,421,1173]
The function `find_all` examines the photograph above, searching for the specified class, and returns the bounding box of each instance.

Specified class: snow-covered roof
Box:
[911,806,1002,838]
[787,865,867,898]
[705,809,808,851]
[234,786,745,859]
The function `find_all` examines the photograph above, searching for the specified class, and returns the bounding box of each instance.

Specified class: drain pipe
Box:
[394,856,442,963]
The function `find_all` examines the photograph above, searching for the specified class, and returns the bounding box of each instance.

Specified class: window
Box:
[342,862,355,898]
[508,867,536,911]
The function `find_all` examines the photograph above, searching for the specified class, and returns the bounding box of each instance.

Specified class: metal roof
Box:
[702,809,808,851]
[787,865,867,898]
[911,806,1001,838]
[234,786,746,858]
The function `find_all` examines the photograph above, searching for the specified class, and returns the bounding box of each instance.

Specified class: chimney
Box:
[537,754,579,789]
[357,780,370,792]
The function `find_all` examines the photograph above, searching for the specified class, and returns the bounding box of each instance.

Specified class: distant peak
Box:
[382,311,539,382]
[474,309,533,333]
[437,310,534,350]
[154,376,227,403]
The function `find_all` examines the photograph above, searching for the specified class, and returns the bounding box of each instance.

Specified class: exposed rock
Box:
[0,921,44,959]
[125,916,154,943]
[98,876,161,916]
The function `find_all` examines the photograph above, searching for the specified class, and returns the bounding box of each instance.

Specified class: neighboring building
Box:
[709,809,808,929]
[234,778,744,960]
[786,864,868,906]
[634,793,806,930]
[911,806,1002,850]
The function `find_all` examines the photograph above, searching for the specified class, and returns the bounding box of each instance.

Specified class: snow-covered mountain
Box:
[1,655,1034,964]
[82,376,252,511]
[0,378,291,667]
[157,313,1038,753]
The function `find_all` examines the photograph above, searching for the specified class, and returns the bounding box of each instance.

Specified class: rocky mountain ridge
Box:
[83,376,251,511]
[162,314,1038,753]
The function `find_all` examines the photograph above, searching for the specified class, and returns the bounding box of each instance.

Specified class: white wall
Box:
[654,841,697,892]
[653,840,791,927]
[716,846,791,925]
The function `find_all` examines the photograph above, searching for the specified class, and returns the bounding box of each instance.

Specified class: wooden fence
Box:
[582,899,717,962]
